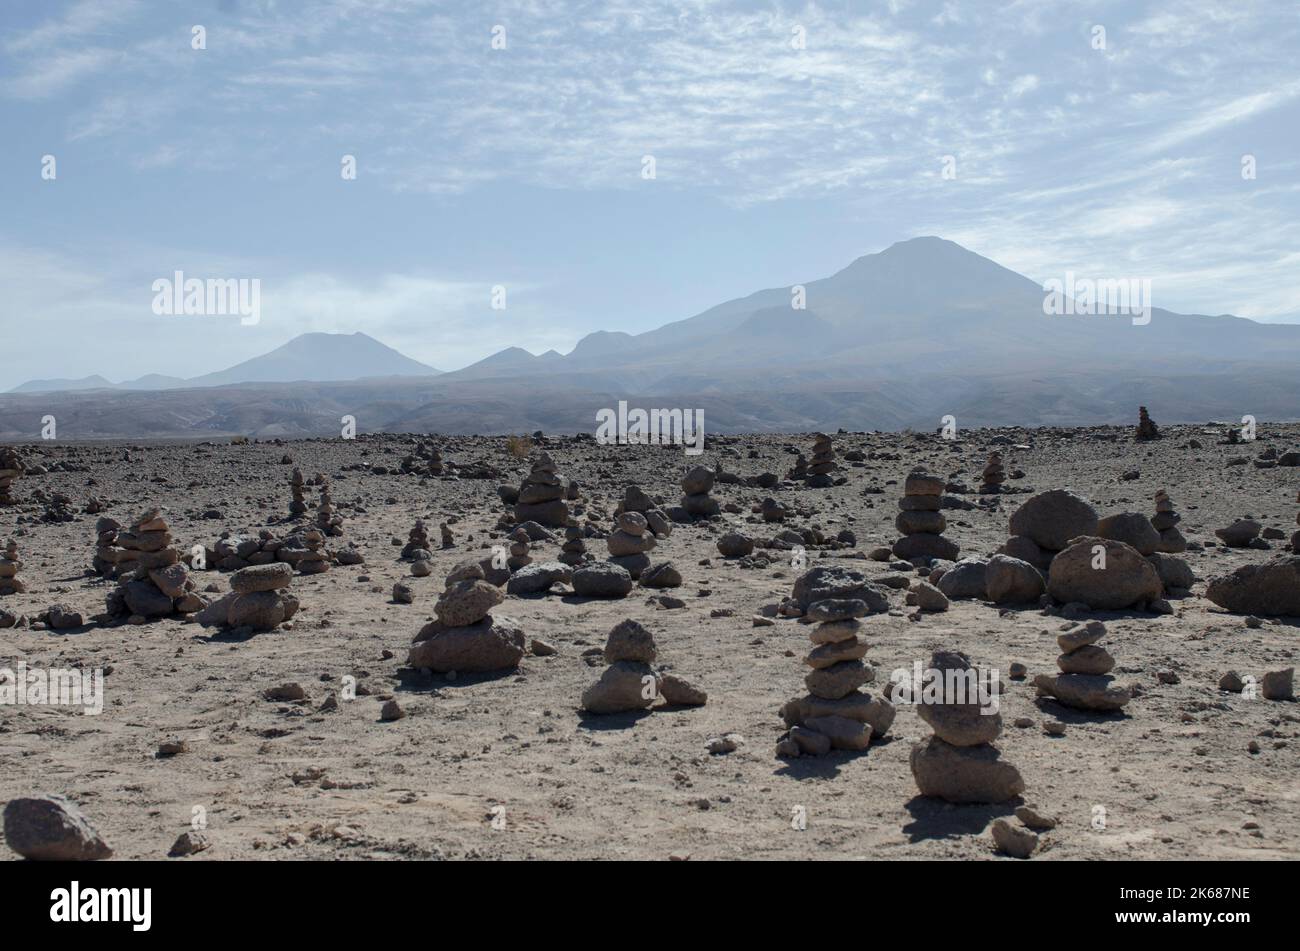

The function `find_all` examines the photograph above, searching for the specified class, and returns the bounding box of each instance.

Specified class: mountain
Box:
[4,238,1300,438]
[8,332,441,394]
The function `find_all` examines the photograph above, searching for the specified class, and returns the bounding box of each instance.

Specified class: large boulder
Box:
[909,738,1025,804]
[935,558,987,600]
[231,562,293,594]
[572,563,634,598]
[408,617,526,672]
[1033,673,1131,712]
[1205,556,1300,617]
[892,533,960,563]
[1215,519,1261,548]
[1097,513,1160,556]
[984,554,1045,604]
[2,796,112,861]
[792,565,890,612]
[505,561,571,595]
[434,579,504,626]
[1046,537,1163,609]
[1146,552,1195,591]
[581,661,656,714]
[1009,489,1099,552]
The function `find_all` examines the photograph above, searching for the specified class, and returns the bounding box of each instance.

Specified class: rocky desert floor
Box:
[1,423,1298,861]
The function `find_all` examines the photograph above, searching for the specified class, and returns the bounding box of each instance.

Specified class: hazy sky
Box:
[3,0,1298,390]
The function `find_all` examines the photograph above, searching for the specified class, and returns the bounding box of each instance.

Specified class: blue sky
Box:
[2,0,1298,389]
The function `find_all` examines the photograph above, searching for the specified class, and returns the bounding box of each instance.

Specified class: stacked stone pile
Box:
[0,447,24,506]
[1151,488,1186,553]
[580,619,707,714]
[805,433,837,488]
[910,649,1024,803]
[787,453,809,482]
[979,451,1006,494]
[614,485,673,537]
[103,509,204,619]
[507,527,532,572]
[559,519,589,566]
[680,465,720,519]
[402,520,431,560]
[314,478,343,537]
[775,598,894,756]
[198,562,299,632]
[92,518,124,577]
[1033,620,1131,712]
[439,522,454,548]
[288,467,307,517]
[892,471,959,563]
[407,567,525,674]
[514,453,569,527]
[607,511,656,579]
[1136,406,1160,440]
[0,539,24,595]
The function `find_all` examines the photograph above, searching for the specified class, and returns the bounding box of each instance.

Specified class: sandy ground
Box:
[1,425,1297,860]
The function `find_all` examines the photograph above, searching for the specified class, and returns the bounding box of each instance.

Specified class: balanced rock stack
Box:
[507,527,532,571]
[199,562,299,632]
[680,465,720,519]
[1033,620,1131,712]
[775,598,895,757]
[787,454,809,482]
[0,539,24,595]
[402,519,431,560]
[1151,488,1186,553]
[426,443,444,476]
[92,518,124,576]
[581,619,707,714]
[288,468,307,517]
[0,447,23,506]
[606,511,655,579]
[910,650,1024,804]
[287,529,330,575]
[614,485,673,537]
[805,433,837,488]
[408,566,525,674]
[314,478,343,537]
[892,472,959,563]
[1136,406,1160,441]
[559,519,588,566]
[979,452,1006,494]
[104,509,203,619]
[513,452,569,527]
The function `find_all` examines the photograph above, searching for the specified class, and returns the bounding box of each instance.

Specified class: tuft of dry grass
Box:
[506,434,531,459]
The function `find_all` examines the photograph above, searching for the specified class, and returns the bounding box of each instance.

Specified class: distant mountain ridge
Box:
[5,237,1300,438]
[10,332,441,393]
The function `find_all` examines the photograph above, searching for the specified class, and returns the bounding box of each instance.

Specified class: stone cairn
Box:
[513,452,569,527]
[1151,488,1186,553]
[314,478,343,537]
[0,539,24,595]
[787,453,809,482]
[507,527,532,571]
[680,465,719,519]
[559,519,588,566]
[581,619,707,714]
[776,598,893,756]
[1033,620,1131,712]
[407,565,524,674]
[287,529,330,575]
[805,433,837,488]
[199,563,298,632]
[910,649,1024,804]
[289,468,308,517]
[979,451,1006,494]
[402,519,431,559]
[439,522,454,548]
[892,471,959,563]
[607,511,655,579]
[93,518,123,577]
[0,447,23,506]
[1135,406,1160,440]
[103,509,203,620]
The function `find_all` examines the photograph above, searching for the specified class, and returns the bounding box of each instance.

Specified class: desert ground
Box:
[1,423,1297,861]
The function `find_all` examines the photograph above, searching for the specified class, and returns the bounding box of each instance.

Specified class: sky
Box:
[2,0,1299,391]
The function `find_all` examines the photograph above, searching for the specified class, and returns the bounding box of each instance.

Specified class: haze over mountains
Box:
[5,238,1299,439]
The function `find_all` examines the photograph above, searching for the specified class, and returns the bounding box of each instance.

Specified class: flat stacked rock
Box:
[680,465,720,519]
[1136,406,1160,440]
[1033,620,1131,711]
[0,539,24,595]
[104,509,204,619]
[607,511,655,578]
[892,471,959,563]
[805,432,837,488]
[314,478,343,537]
[979,451,1006,494]
[776,598,895,756]
[507,527,532,571]
[581,619,707,714]
[408,566,525,673]
[198,562,299,632]
[787,453,809,482]
[910,650,1024,803]
[514,452,569,527]
[93,517,123,572]
[281,529,330,575]
[401,519,431,559]
[559,519,589,566]
[289,467,308,517]
[427,443,444,475]
[0,447,24,506]
[1151,488,1186,553]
